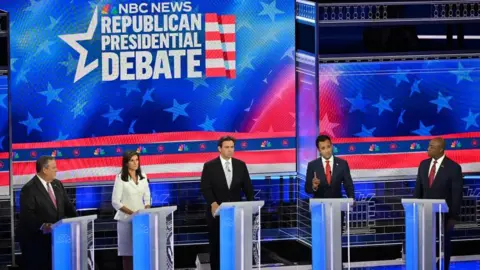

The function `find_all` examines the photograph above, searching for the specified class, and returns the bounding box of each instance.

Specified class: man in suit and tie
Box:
[413,137,463,270]
[200,136,255,270]
[18,156,77,270]
[305,135,355,214]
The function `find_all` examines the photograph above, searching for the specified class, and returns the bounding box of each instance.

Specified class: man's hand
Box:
[41,223,52,234]
[211,202,219,217]
[312,172,320,190]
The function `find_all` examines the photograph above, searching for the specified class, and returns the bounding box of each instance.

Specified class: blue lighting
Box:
[132,214,151,270]
[52,223,72,270]
[220,207,236,270]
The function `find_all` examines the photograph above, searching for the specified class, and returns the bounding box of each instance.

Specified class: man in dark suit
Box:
[18,156,77,270]
[413,137,463,270]
[200,136,255,270]
[305,135,355,201]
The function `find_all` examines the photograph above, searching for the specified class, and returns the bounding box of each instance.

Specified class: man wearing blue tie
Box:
[305,135,355,201]
[413,137,463,270]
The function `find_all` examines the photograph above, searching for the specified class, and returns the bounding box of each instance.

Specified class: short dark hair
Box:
[36,156,55,173]
[315,135,331,148]
[218,136,236,147]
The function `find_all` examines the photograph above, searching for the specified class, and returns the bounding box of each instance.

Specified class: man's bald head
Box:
[428,137,446,159]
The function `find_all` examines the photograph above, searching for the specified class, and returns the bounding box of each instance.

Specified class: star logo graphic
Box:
[59,7,99,83]
[320,114,339,137]
[372,96,394,116]
[20,112,43,135]
[411,121,434,136]
[429,92,453,113]
[462,110,479,130]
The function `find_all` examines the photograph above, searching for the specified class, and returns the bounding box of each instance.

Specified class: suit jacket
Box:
[305,156,355,199]
[200,157,254,217]
[18,176,78,239]
[414,156,463,220]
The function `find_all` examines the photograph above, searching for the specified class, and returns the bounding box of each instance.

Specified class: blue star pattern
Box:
[354,125,376,137]
[0,94,6,109]
[411,121,434,136]
[390,67,409,87]
[217,86,234,104]
[397,109,406,127]
[258,0,284,22]
[129,120,137,134]
[71,101,87,119]
[449,63,473,84]
[410,79,422,97]
[198,115,217,131]
[462,110,479,131]
[141,88,155,107]
[321,59,480,138]
[164,99,189,122]
[56,131,69,141]
[345,93,371,113]
[102,106,123,126]
[39,82,63,105]
[0,136,4,150]
[121,81,141,97]
[372,96,393,116]
[429,92,453,113]
[19,112,43,135]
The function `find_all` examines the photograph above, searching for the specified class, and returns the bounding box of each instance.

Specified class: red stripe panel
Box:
[220,33,236,43]
[206,67,226,77]
[205,50,236,60]
[219,15,235,24]
[205,13,219,23]
[334,132,480,144]
[342,149,480,169]
[205,32,222,41]
[0,152,8,159]
[12,131,295,149]
[0,172,7,186]
[13,150,296,175]
[226,70,236,79]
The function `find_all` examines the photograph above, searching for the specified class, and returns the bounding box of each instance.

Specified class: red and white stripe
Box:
[205,13,236,79]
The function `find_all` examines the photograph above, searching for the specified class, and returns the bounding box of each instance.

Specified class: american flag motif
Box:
[205,13,236,79]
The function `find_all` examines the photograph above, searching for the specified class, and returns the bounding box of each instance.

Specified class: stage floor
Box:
[193,255,480,270]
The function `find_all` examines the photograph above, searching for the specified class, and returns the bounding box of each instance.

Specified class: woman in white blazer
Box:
[112,150,151,270]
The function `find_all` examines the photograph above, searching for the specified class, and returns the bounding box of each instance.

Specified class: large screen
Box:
[0,75,9,195]
[319,59,480,179]
[4,0,295,187]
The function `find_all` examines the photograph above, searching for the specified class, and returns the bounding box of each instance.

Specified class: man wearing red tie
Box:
[413,137,463,270]
[305,135,355,203]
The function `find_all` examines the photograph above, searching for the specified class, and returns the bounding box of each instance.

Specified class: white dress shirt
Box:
[428,154,445,178]
[112,173,151,221]
[37,175,55,200]
[322,156,334,175]
[220,156,233,188]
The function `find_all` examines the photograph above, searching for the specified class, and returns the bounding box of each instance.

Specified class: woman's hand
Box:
[145,205,151,209]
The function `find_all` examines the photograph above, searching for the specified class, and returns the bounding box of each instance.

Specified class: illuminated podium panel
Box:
[131,206,177,270]
[215,201,265,270]
[310,198,354,270]
[402,199,448,270]
[51,214,97,270]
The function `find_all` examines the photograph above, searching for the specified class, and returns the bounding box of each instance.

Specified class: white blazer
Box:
[112,173,151,221]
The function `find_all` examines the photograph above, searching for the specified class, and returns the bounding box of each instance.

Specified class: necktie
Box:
[47,183,57,208]
[325,160,332,185]
[429,160,437,187]
[225,161,232,188]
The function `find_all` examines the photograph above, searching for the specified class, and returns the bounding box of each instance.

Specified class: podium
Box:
[51,214,98,270]
[130,206,177,270]
[402,199,449,270]
[214,201,265,270]
[310,198,354,270]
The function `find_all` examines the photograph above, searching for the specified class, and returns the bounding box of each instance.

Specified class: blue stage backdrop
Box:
[3,0,296,187]
[318,58,480,179]
[0,75,9,195]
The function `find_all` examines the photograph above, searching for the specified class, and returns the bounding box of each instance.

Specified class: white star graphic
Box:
[59,7,99,83]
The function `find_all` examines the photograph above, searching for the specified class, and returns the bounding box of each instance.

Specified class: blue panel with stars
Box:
[5,0,295,145]
[320,59,480,139]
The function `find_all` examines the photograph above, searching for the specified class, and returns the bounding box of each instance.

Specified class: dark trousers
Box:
[20,234,52,270]
[402,218,453,270]
[207,215,220,270]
